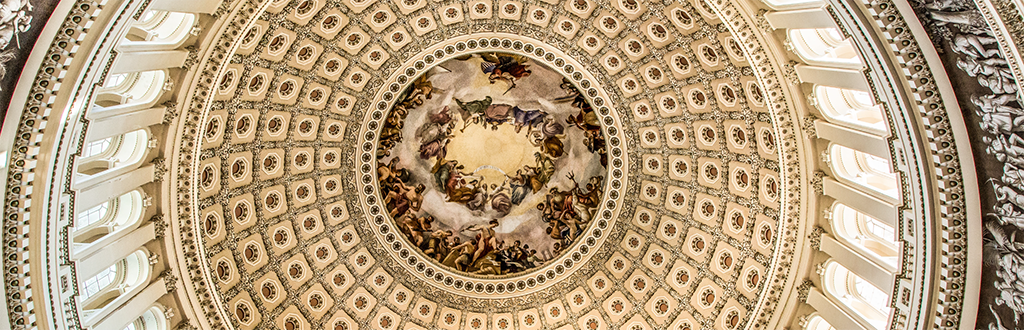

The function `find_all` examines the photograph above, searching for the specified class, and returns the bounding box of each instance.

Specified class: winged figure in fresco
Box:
[479,52,532,94]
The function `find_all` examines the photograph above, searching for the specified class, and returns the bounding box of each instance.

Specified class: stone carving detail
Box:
[160,269,178,292]
[174,322,197,330]
[810,170,826,194]
[0,0,33,88]
[783,60,800,86]
[707,1,807,329]
[910,0,1022,328]
[802,114,818,139]
[181,45,199,70]
[161,101,179,124]
[1,1,123,328]
[151,157,167,182]
[152,214,167,239]
[754,9,773,35]
[796,279,814,303]
[808,226,825,251]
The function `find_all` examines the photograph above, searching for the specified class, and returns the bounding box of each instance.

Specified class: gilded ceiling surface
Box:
[182,0,789,329]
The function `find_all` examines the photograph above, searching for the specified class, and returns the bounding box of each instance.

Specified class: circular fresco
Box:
[376,51,607,276]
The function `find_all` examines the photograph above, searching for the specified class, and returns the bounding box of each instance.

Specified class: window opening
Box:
[82,138,113,158]
[81,264,118,299]
[76,203,110,229]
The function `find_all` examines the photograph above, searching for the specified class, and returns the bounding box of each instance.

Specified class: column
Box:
[765,8,837,30]
[149,0,222,14]
[823,178,899,225]
[85,107,164,142]
[820,235,896,290]
[795,64,870,90]
[74,165,155,211]
[806,288,869,330]
[75,222,156,282]
[110,50,188,75]
[88,278,168,330]
[815,120,892,161]
[762,0,826,11]
[90,103,168,121]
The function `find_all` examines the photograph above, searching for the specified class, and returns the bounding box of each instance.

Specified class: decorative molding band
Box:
[705,1,808,329]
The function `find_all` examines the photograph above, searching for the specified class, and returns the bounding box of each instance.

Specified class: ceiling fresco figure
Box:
[377,52,606,276]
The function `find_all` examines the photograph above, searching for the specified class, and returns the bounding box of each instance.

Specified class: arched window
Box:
[828,144,899,200]
[802,314,836,330]
[820,261,890,329]
[77,129,150,176]
[81,264,118,300]
[105,74,129,88]
[813,85,887,135]
[123,305,169,330]
[74,190,147,245]
[829,203,899,268]
[79,250,151,314]
[76,203,110,229]
[121,11,197,50]
[82,138,114,158]
[93,70,167,113]
[788,28,861,67]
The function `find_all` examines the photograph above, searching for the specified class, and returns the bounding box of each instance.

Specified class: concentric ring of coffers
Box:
[184,0,790,328]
